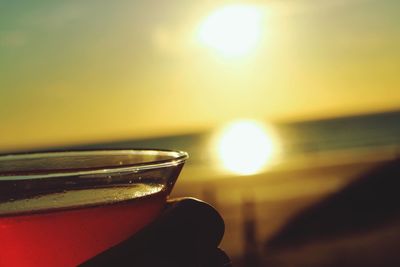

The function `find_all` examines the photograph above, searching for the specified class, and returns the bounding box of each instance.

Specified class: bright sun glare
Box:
[215,120,278,175]
[198,5,264,57]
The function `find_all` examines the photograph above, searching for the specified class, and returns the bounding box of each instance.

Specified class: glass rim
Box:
[0,149,189,180]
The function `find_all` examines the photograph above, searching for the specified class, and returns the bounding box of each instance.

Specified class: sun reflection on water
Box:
[212,120,280,175]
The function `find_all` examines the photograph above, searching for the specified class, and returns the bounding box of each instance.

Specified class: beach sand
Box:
[172,150,400,266]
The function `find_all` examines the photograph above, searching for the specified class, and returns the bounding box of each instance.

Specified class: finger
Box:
[199,248,233,267]
[81,198,226,267]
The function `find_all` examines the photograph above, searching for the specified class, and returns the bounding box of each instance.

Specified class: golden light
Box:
[214,120,278,175]
[197,4,264,57]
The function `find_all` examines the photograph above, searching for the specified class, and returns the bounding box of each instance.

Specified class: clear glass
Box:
[0,149,188,267]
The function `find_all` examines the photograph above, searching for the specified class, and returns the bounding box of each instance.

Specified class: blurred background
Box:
[1,0,400,266]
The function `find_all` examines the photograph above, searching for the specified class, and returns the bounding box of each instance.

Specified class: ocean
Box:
[64,109,400,175]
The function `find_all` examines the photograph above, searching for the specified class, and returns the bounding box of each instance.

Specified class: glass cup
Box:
[0,149,188,267]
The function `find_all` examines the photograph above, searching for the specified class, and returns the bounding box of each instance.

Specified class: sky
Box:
[1,0,399,151]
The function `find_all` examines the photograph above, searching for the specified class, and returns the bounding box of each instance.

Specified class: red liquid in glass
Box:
[0,184,166,267]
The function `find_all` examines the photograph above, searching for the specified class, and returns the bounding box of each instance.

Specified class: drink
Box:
[0,184,166,267]
[0,150,188,267]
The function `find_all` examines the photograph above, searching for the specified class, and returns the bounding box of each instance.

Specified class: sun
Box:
[214,120,278,175]
[197,4,264,57]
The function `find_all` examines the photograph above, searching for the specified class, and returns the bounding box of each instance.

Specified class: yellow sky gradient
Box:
[1,0,399,151]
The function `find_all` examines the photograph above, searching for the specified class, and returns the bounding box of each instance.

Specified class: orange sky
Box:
[1,0,399,151]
